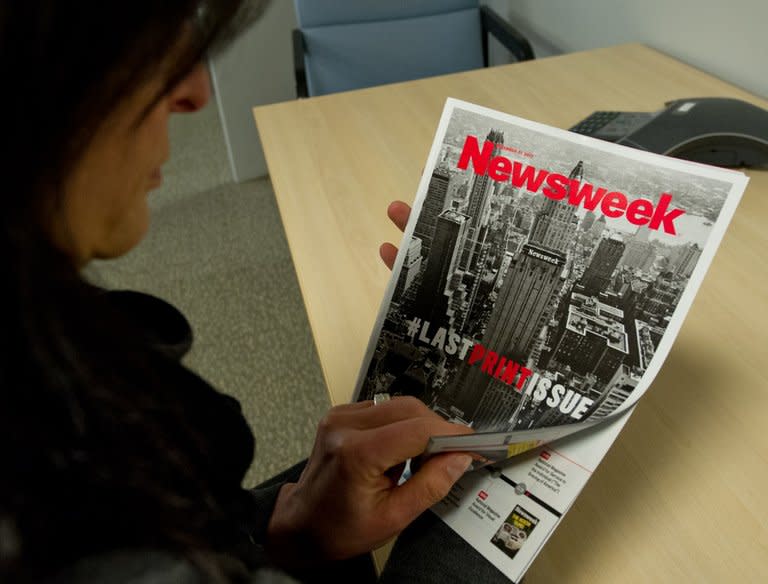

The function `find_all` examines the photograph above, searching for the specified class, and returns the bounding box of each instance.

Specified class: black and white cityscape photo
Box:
[359,105,732,433]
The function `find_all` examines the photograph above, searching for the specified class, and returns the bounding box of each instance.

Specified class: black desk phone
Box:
[569,97,768,168]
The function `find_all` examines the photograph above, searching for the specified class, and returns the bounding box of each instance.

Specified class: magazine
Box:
[352,98,749,581]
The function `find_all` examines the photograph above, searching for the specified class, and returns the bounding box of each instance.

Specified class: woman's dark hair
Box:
[0,1,267,581]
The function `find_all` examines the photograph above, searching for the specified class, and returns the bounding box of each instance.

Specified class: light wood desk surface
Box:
[254,44,768,582]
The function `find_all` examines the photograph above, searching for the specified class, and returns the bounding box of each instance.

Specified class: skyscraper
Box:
[580,211,596,232]
[448,243,567,424]
[638,271,681,322]
[673,242,702,278]
[590,365,640,418]
[461,236,491,334]
[590,215,606,239]
[529,161,582,253]
[620,238,656,272]
[413,165,450,261]
[465,129,504,230]
[460,129,504,272]
[544,294,629,384]
[393,237,422,299]
[413,209,469,328]
[579,236,625,296]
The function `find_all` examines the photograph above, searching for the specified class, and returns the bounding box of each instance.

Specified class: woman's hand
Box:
[379,201,412,270]
[266,397,473,566]
[267,202,470,569]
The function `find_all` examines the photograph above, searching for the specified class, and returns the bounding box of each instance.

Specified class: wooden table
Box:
[254,44,768,582]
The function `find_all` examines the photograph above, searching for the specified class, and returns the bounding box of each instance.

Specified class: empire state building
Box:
[444,166,592,427]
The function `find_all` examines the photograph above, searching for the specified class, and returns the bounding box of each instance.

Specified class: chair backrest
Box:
[294,0,484,96]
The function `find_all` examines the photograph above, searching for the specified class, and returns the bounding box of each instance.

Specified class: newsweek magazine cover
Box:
[352,98,748,581]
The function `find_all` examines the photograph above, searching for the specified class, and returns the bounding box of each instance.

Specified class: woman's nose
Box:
[169,62,211,113]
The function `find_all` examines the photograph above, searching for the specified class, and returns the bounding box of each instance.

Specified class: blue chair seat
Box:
[302,8,484,96]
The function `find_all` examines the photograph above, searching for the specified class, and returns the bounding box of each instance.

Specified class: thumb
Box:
[388,453,473,523]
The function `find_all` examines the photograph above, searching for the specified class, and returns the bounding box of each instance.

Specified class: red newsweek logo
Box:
[456,135,685,235]
[478,491,488,500]
[540,451,551,460]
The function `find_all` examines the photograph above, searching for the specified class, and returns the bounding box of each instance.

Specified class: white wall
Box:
[209,0,297,181]
[488,0,768,98]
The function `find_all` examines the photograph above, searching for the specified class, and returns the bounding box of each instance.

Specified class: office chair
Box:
[292,0,535,98]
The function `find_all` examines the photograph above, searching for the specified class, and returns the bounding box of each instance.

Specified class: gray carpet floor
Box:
[85,103,329,486]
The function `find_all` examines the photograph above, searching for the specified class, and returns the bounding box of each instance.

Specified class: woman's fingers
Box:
[387,452,473,526]
[358,414,473,474]
[380,201,412,270]
[387,201,411,232]
[322,395,469,433]
[379,242,398,270]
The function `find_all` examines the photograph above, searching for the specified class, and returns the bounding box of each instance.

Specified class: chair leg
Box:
[292,28,309,98]
[480,5,535,63]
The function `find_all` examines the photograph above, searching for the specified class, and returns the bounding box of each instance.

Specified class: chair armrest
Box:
[292,28,309,98]
[479,5,535,65]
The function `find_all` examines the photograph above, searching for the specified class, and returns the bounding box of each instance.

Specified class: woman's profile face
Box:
[53,59,211,265]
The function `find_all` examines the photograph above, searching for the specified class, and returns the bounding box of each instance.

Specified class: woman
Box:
[0,2,510,582]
